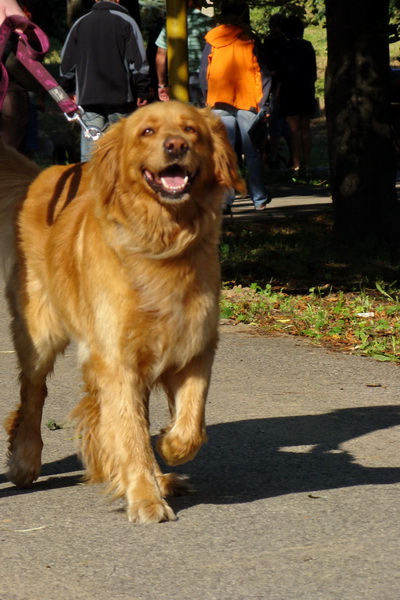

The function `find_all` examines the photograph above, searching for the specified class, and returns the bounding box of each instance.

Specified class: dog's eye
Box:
[183,126,196,134]
[142,128,155,136]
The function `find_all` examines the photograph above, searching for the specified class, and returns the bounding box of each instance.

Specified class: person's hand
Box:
[0,0,26,21]
[158,86,170,102]
[137,98,148,108]
[0,0,28,32]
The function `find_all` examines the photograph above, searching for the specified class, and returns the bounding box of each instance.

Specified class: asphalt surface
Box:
[1,187,400,600]
[226,180,333,220]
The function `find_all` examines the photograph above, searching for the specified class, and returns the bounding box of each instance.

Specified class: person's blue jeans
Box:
[80,104,132,162]
[213,108,270,207]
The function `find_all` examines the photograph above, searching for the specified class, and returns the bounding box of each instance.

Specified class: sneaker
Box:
[254,194,272,211]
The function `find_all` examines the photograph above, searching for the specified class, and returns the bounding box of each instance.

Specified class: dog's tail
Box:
[0,140,41,281]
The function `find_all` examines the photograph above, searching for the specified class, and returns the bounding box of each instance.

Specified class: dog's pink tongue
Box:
[159,167,188,191]
[161,174,187,189]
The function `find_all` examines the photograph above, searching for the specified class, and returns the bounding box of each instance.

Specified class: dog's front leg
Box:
[157,347,215,466]
[75,358,176,523]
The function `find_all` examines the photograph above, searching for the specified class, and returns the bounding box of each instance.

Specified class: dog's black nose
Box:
[163,135,189,158]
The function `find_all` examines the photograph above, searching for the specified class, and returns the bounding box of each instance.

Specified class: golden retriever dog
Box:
[0,101,244,523]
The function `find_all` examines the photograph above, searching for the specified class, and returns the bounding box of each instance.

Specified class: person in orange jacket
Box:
[199,0,272,211]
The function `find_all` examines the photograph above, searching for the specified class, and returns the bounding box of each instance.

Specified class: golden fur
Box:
[0,101,244,523]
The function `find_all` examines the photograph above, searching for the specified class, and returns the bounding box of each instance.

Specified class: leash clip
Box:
[64,106,103,141]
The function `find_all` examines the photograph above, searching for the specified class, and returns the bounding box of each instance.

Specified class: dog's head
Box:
[89,101,245,208]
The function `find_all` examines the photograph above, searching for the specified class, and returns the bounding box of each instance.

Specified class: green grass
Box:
[220,218,400,363]
[221,283,400,363]
[46,419,64,430]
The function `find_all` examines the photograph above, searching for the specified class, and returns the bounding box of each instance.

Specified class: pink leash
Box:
[0,15,102,140]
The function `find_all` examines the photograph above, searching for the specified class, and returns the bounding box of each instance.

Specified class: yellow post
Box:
[166,0,189,102]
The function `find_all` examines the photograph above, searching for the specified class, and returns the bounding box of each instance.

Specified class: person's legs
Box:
[268,92,292,167]
[213,109,237,208]
[80,109,106,162]
[106,108,130,126]
[213,109,237,147]
[80,104,133,163]
[299,114,312,171]
[268,91,283,165]
[286,115,301,170]
[236,110,271,208]
[189,74,205,107]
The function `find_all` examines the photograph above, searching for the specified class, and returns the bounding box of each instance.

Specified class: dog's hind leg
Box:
[74,355,177,523]
[157,345,216,467]
[4,281,67,488]
[5,373,49,488]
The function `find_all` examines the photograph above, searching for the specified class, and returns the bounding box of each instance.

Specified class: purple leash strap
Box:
[0,15,102,141]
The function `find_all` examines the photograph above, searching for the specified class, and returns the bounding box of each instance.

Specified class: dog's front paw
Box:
[127,498,177,524]
[157,427,207,466]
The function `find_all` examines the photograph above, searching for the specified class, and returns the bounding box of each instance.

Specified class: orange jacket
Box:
[204,25,263,112]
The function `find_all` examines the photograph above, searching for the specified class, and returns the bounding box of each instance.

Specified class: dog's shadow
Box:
[1,405,400,512]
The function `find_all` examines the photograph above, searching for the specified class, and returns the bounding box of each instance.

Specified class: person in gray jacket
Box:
[60,0,150,161]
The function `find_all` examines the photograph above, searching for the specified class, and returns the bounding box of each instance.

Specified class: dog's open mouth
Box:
[143,165,193,199]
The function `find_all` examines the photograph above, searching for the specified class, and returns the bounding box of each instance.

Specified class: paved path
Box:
[226,182,332,220]
[1,185,400,600]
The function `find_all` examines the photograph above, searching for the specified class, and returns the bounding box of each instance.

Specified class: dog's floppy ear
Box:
[89,118,126,201]
[200,108,247,195]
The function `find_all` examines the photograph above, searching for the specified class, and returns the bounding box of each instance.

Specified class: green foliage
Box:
[220,215,400,363]
[249,0,326,37]
[220,281,400,363]
[389,0,400,42]
[46,419,64,430]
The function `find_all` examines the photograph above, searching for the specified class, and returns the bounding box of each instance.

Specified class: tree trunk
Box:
[325,0,400,246]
